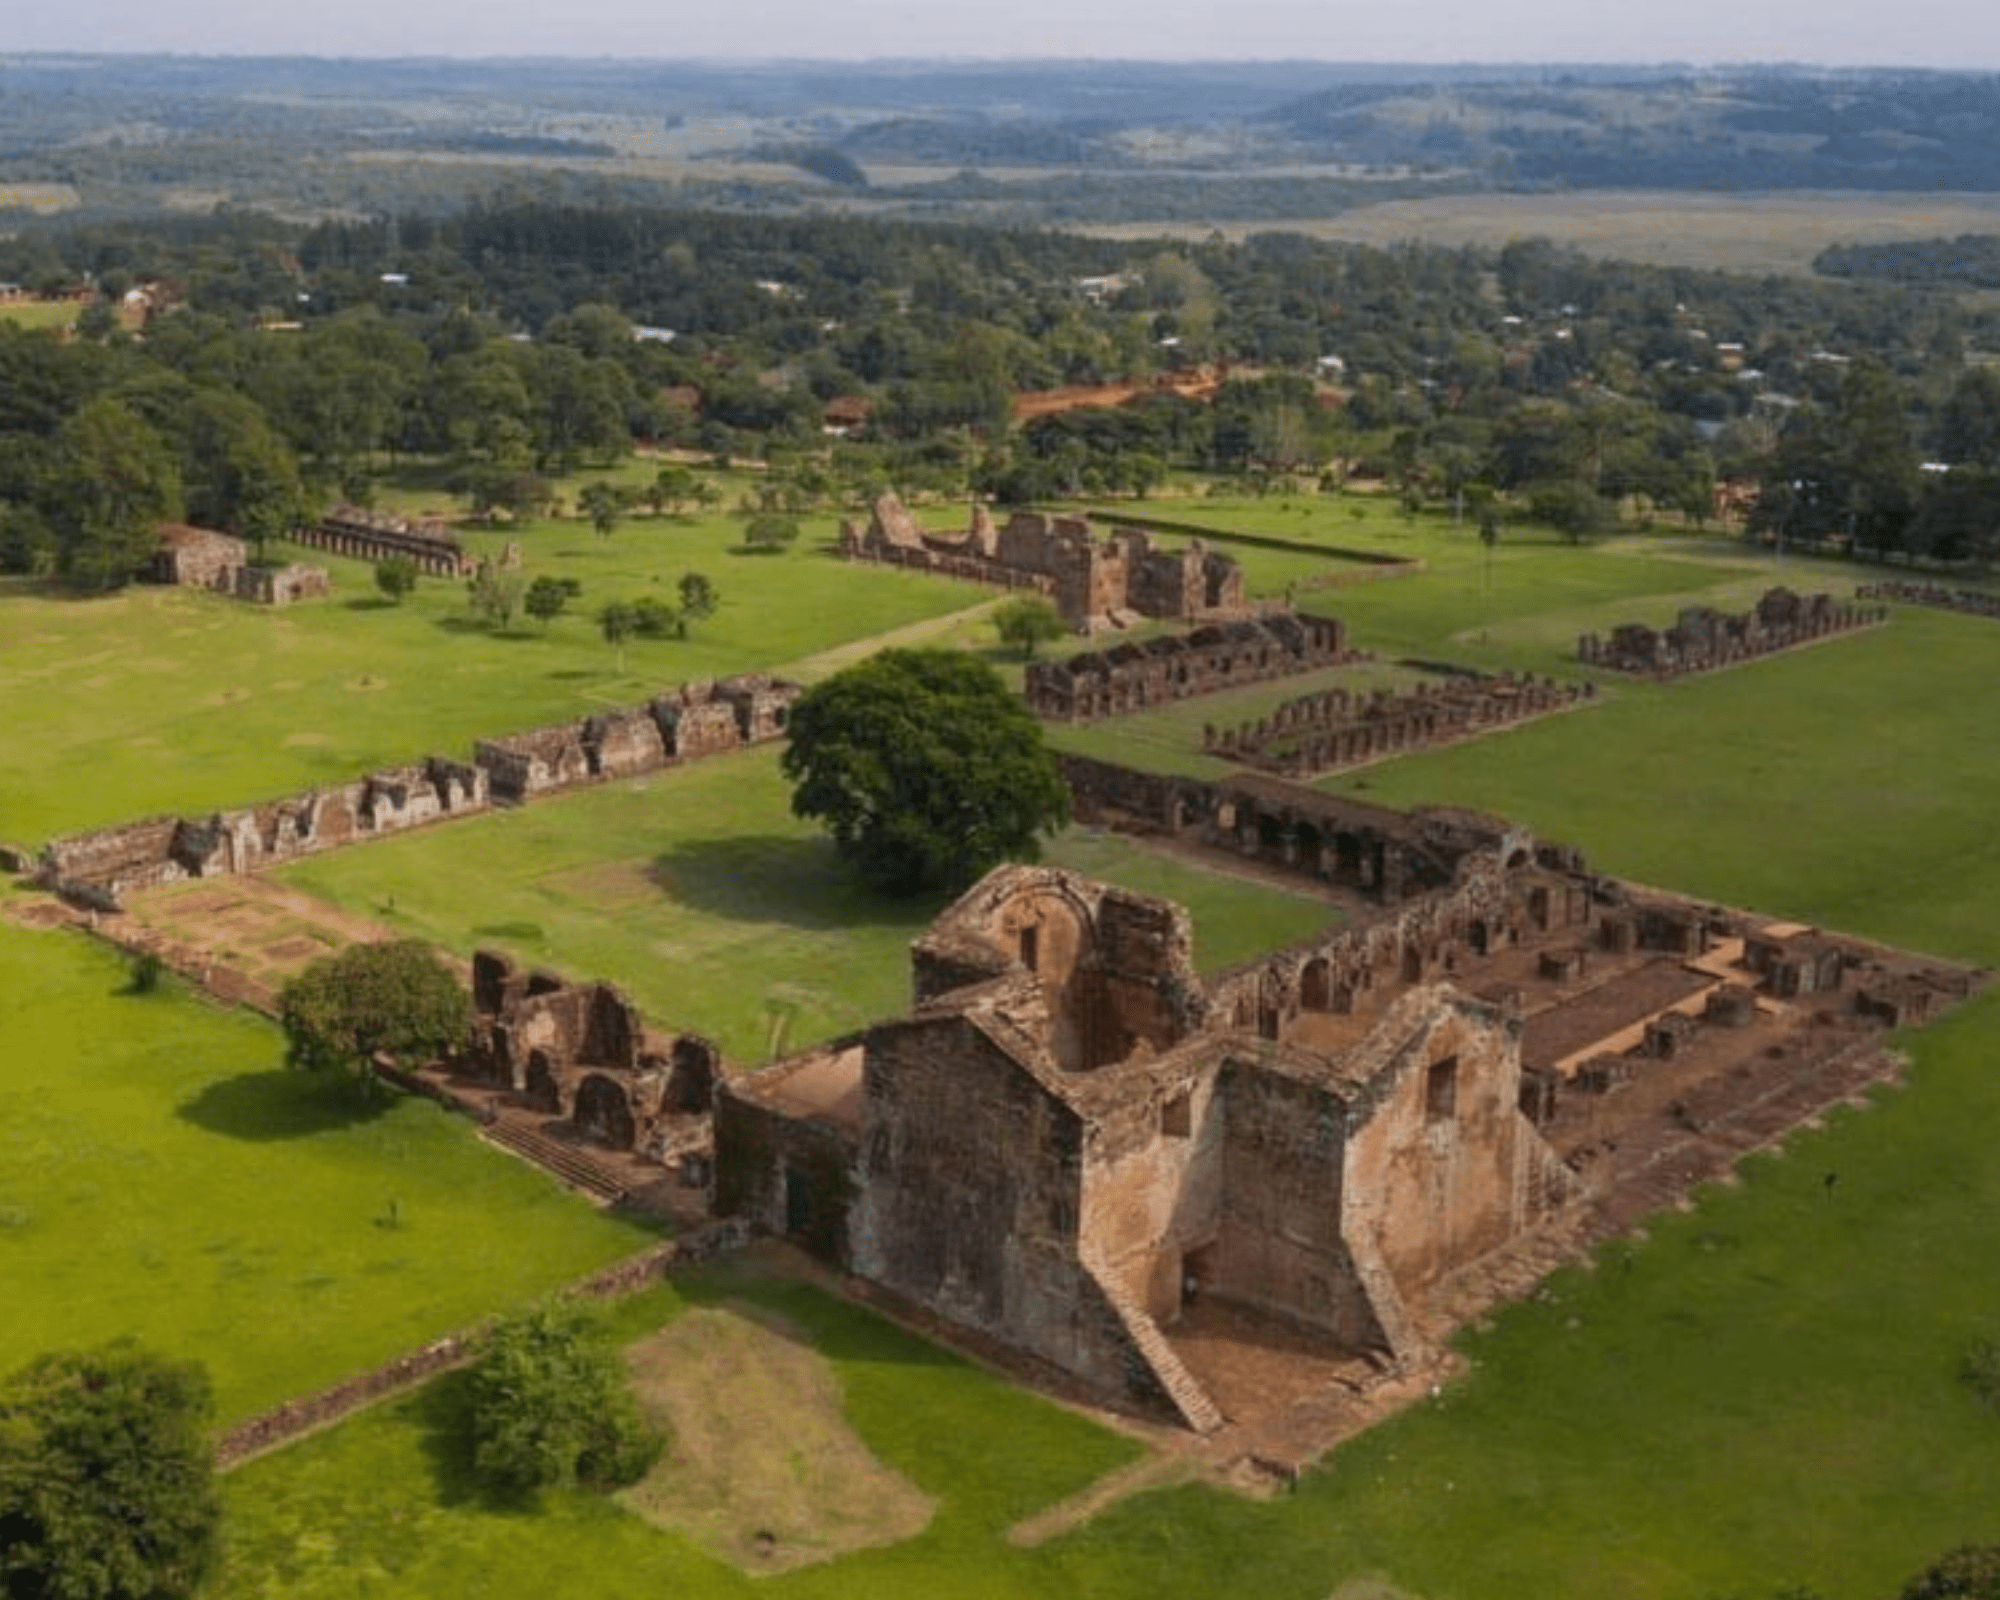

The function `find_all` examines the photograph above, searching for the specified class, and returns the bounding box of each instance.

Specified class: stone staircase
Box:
[1080,1246,1225,1434]
[480,1115,629,1205]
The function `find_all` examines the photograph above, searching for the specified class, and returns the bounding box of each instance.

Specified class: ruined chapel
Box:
[712,765,1977,1433]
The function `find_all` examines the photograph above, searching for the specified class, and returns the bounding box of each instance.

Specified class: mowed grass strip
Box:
[0,913,655,1423]
[274,746,1338,1063]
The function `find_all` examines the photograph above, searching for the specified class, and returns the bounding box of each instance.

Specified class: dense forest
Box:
[5,200,2000,586]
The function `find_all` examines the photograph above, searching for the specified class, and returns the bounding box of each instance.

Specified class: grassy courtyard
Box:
[272,748,1339,1062]
[0,511,981,842]
[0,906,655,1423]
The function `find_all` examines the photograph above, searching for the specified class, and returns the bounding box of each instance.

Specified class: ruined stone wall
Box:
[1025,611,1351,722]
[234,564,333,606]
[1205,671,1596,778]
[1335,989,1547,1301]
[293,506,472,577]
[1857,581,2000,622]
[39,675,798,905]
[1579,587,1885,678]
[465,950,720,1164]
[844,1014,1123,1375]
[1208,1059,1384,1348]
[152,525,248,589]
[840,494,1243,631]
[1080,1059,1226,1322]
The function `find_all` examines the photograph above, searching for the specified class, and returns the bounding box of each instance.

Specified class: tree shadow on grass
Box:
[646,836,943,933]
[407,1369,537,1513]
[344,596,398,612]
[177,1069,392,1141]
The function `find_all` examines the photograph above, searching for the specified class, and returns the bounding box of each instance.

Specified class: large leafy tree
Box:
[46,397,184,591]
[781,647,1071,895]
[277,939,470,1096]
[464,1303,661,1496]
[0,1341,221,1600]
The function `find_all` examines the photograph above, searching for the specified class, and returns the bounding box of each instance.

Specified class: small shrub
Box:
[128,950,167,994]
[466,1302,662,1496]
[1960,1332,2000,1411]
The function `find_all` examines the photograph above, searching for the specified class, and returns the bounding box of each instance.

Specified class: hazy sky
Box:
[7,0,1990,69]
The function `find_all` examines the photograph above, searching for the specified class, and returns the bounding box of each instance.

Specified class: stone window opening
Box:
[1426,1055,1459,1124]
[1161,1088,1192,1138]
[1018,923,1039,972]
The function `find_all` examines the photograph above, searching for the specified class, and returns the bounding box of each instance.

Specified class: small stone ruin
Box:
[1024,610,1351,721]
[1203,669,1595,777]
[1578,586,1883,678]
[462,950,720,1179]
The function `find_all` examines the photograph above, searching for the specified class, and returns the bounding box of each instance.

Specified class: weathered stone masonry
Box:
[841,491,1246,631]
[1203,671,1596,779]
[1579,585,1884,678]
[715,760,1979,1432]
[1024,610,1351,721]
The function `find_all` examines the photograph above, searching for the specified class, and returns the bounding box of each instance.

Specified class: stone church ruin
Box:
[841,491,1246,631]
[712,760,1980,1434]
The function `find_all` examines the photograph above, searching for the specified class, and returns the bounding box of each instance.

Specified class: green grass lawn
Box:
[0,524,981,843]
[0,910,656,1423]
[214,1268,1142,1600]
[273,747,1338,1063]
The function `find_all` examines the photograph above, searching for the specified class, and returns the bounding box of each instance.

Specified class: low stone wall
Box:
[1205,671,1596,778]
[37,674,800,906]
[212,1222,749,1470]
[1857,581,2000,621]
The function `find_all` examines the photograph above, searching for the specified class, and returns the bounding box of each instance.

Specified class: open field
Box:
[1086,190,2000,276]
[271,750,1339,1062]
[0,906,655,1423]
[0,514,980,842]
[0,298,82,330]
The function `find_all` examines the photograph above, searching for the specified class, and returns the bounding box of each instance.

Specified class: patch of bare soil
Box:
[616,1305,934,1574]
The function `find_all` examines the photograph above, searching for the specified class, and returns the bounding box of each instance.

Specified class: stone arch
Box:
[573,1073,637,1150]
[1300,957,1335,1013]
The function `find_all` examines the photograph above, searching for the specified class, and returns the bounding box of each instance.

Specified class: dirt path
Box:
[1006,1455,1199,1547]
[781,598,1004,683]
